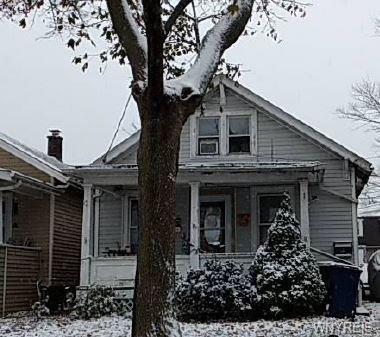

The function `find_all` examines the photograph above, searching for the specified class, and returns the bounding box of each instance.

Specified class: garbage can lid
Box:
[318,261,361,271]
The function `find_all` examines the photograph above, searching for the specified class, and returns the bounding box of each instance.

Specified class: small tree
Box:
[250,192,326,318]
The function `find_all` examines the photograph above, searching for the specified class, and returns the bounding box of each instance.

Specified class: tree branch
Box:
[164,0,193,36]
[106,0,147,83]
[338,80,380,132]
[166,0,255,99]
[142,0,165,99]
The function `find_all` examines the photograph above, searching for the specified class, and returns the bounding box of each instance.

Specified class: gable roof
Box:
[0,131,71,183]
[217,76,372,175]
[95,76,372,175]
[93,129,141,165]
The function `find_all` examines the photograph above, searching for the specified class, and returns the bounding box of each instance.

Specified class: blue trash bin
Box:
[319,262,362,318]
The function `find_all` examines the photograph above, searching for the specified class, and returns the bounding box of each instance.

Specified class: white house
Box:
[69,76,372,290]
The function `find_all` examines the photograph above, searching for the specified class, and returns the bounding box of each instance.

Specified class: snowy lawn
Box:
[0,312,378,337]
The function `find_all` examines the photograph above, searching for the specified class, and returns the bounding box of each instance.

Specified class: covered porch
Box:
[77,161,324,287]
[0,169,55,314]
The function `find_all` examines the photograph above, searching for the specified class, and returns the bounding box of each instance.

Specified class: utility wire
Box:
[103,92,133,163]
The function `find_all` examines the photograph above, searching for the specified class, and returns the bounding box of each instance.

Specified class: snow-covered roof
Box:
[0,168,61,192]
[93,76,372,176]
[0,131,71,183]
[92,129,140,165]
[180,161,322,172]
[71,161,323,176]
[358,203,380,218]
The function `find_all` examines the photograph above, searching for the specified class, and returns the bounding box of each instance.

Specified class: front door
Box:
[200,201,226,253]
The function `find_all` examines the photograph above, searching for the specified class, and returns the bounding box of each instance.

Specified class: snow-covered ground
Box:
[0,309,379,337]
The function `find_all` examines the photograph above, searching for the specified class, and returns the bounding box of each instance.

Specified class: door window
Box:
[200,201,225,253]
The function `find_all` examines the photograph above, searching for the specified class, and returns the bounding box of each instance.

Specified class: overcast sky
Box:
[0,0,380,167]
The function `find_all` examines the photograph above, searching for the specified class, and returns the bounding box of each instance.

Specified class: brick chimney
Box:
[47,130,63,162]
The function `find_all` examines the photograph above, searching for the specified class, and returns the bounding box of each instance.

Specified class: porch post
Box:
[80,184,93,286]
[299,179,310,247]
[0,192,3,243]
[189,182,200,269]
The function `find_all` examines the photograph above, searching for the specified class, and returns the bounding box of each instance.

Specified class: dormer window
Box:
[198,117,220,155]
[228,116,251,154]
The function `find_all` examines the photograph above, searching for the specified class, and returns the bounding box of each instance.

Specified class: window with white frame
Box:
[258,194,283,245]
[228,116,251,154]
[129,198,139,254]
[197,117,220,155]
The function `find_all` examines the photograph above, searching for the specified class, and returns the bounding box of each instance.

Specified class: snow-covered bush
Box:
[73,284,128,320]
[31,301,50,319]
[250,192,326,319]
[175,260,256,321]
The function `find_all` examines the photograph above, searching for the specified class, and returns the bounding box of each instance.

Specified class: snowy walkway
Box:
[0,312,378,337]
[365,302,380,332]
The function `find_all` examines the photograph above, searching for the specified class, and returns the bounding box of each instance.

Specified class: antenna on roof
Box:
[102,92,133,164]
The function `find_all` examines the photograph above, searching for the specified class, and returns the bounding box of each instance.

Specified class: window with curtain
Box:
[200,202,225,253]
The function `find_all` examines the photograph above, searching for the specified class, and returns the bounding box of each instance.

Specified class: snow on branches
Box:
[0,0,308,91]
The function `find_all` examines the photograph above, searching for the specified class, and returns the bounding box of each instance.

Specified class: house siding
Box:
[12,193,51,282]
[101,87,355,258]
[1,246,41,314]
[51,188,83,286]
[0,147,50,182]
[193,88,354,256]
[98,195,123,255]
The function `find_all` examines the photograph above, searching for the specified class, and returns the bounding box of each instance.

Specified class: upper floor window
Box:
[228,116,251,154]
[198,117,220,155]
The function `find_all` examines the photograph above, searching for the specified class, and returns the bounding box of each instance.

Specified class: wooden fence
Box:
[0,244,41,316]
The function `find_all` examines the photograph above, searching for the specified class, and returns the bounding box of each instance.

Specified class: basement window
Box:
[198,117,220,155]
[228,116,251,154]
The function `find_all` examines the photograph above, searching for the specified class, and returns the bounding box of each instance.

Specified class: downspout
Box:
[48,178,55,285]
[351,167,359,266]
[2,246,8,317]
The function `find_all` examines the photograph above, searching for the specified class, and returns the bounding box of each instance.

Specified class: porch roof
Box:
[69,160,324,177]
[0,168,61,193]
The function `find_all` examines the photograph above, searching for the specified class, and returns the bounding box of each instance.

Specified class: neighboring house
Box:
[71,76,372,292]
[0,130,83,314]
[358,203,380,264]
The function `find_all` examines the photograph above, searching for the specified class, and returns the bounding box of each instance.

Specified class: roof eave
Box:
[0,138,70,183]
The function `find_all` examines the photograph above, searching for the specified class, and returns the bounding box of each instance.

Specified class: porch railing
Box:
[0,244,41,316]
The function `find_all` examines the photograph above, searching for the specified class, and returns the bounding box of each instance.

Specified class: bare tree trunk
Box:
[132,95,194,337]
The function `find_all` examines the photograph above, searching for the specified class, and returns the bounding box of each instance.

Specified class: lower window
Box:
[258,194,283,245]
[129,199,139,254]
